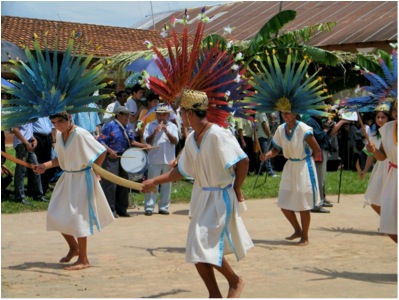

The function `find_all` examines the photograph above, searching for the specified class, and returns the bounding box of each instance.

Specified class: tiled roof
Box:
[1,16,171,58]
[139,1,398,52]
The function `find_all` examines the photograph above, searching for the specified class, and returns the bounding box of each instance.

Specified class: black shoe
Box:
[34,196,49,202]
[21,199,32,205]
[322,201,333,207]
[311,207,330,213]
[158,210,170,215]
[145,210,153,216]
[118,212,131,217]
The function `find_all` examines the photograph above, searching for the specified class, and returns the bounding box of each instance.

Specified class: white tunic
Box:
[178,125,254,267]
[272,121,321,211]
[378,121,397,235]
[363,135,388,206]
[47,127,114,237]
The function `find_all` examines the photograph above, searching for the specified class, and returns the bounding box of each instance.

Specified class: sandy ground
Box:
[1,194,397,298]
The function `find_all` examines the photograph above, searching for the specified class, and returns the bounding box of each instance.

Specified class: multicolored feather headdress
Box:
[244,50,330,117]
[142,8,254,127]
[1,32,108,129]
[340,49,397,112]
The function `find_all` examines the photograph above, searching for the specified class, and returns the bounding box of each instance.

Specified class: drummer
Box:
[98,106,151,218]
[143,104,179,216]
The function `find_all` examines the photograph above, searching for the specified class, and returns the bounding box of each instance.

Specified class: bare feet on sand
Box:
[64,260,90,271]
[59,249,79,263]
[227,277,245,298]
[296,239,309,246]
[285,232,301,240]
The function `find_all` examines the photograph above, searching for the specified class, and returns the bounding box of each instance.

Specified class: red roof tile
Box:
[1,16,171,57]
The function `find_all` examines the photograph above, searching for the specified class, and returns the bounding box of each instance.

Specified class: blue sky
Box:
[1,1,231,28]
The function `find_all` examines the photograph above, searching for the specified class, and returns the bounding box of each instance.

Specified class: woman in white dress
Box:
[260,112,321,246]
[36,112,114,270]
[366,101,397,243]
[360,108,392,215]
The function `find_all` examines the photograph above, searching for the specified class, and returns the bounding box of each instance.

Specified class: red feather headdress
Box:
[143,8,254,127]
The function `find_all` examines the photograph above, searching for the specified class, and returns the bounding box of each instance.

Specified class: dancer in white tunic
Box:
[360,109,392,215]
[142,89,253,298]
[260,112,321,246]
[366,101,397,243]
[36,112,114,270]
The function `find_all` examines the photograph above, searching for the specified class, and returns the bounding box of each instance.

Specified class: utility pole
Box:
[150,1,155,30]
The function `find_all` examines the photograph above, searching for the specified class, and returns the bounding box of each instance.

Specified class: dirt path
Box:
[1,194,397,298]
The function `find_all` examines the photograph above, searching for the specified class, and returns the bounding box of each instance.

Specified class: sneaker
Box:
[21,199,32,205]
[268,173,279,178]
[158,210,170,215]
[145,210,153,216]
[311,207,330,213]
[322,201,333,207]
[34,196,49,203]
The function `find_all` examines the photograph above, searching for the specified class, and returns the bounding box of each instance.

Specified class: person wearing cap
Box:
[142,89,253,298]
[143,104,179,216]
[98,106,151,218]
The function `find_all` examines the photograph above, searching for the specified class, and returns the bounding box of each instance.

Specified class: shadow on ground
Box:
[302,267,397,284]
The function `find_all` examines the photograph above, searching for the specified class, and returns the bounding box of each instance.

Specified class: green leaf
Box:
[247,10,296,56]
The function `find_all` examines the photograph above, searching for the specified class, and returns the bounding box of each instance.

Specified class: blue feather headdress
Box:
[244,50,330,117]
[340,49,397,113]
[1,32,109,129]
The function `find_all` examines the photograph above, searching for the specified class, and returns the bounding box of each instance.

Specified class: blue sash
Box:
[64,166,100,235]
[202,184,237,265]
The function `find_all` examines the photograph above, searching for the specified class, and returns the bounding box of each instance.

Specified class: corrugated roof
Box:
[1,16,172,58]
[139,1,397,51]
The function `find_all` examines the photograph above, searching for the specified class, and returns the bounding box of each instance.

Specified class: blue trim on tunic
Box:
[202,184,237,266]
[304,147,317,207]
[193,125,212,153]
[284,121,299,141]
[177,163,191,179]
[63,129,77,148]
[303,131,312,141]
[225,153,248,170]
[271,139,282,150]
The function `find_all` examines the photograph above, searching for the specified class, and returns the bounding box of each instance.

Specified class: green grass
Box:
[2,145,370,214]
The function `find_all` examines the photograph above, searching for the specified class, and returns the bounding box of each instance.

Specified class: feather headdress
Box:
[340,49,397,112]
[1,32,108,129]
[143,8,254,127]
[244,50,330,117]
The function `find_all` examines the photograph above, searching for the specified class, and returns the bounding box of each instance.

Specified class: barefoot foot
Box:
[59,249,79,263]
[64,260,90,271]
[285,232,302,241]
[296,239,309,246]
[227,276,245,298]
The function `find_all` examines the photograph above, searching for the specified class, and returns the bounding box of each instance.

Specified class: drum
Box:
[120,148,148,182]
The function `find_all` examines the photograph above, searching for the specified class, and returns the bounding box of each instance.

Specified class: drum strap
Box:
[114,119,132,149]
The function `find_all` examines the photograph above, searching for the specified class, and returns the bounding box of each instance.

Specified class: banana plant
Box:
[202,10,339,67]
